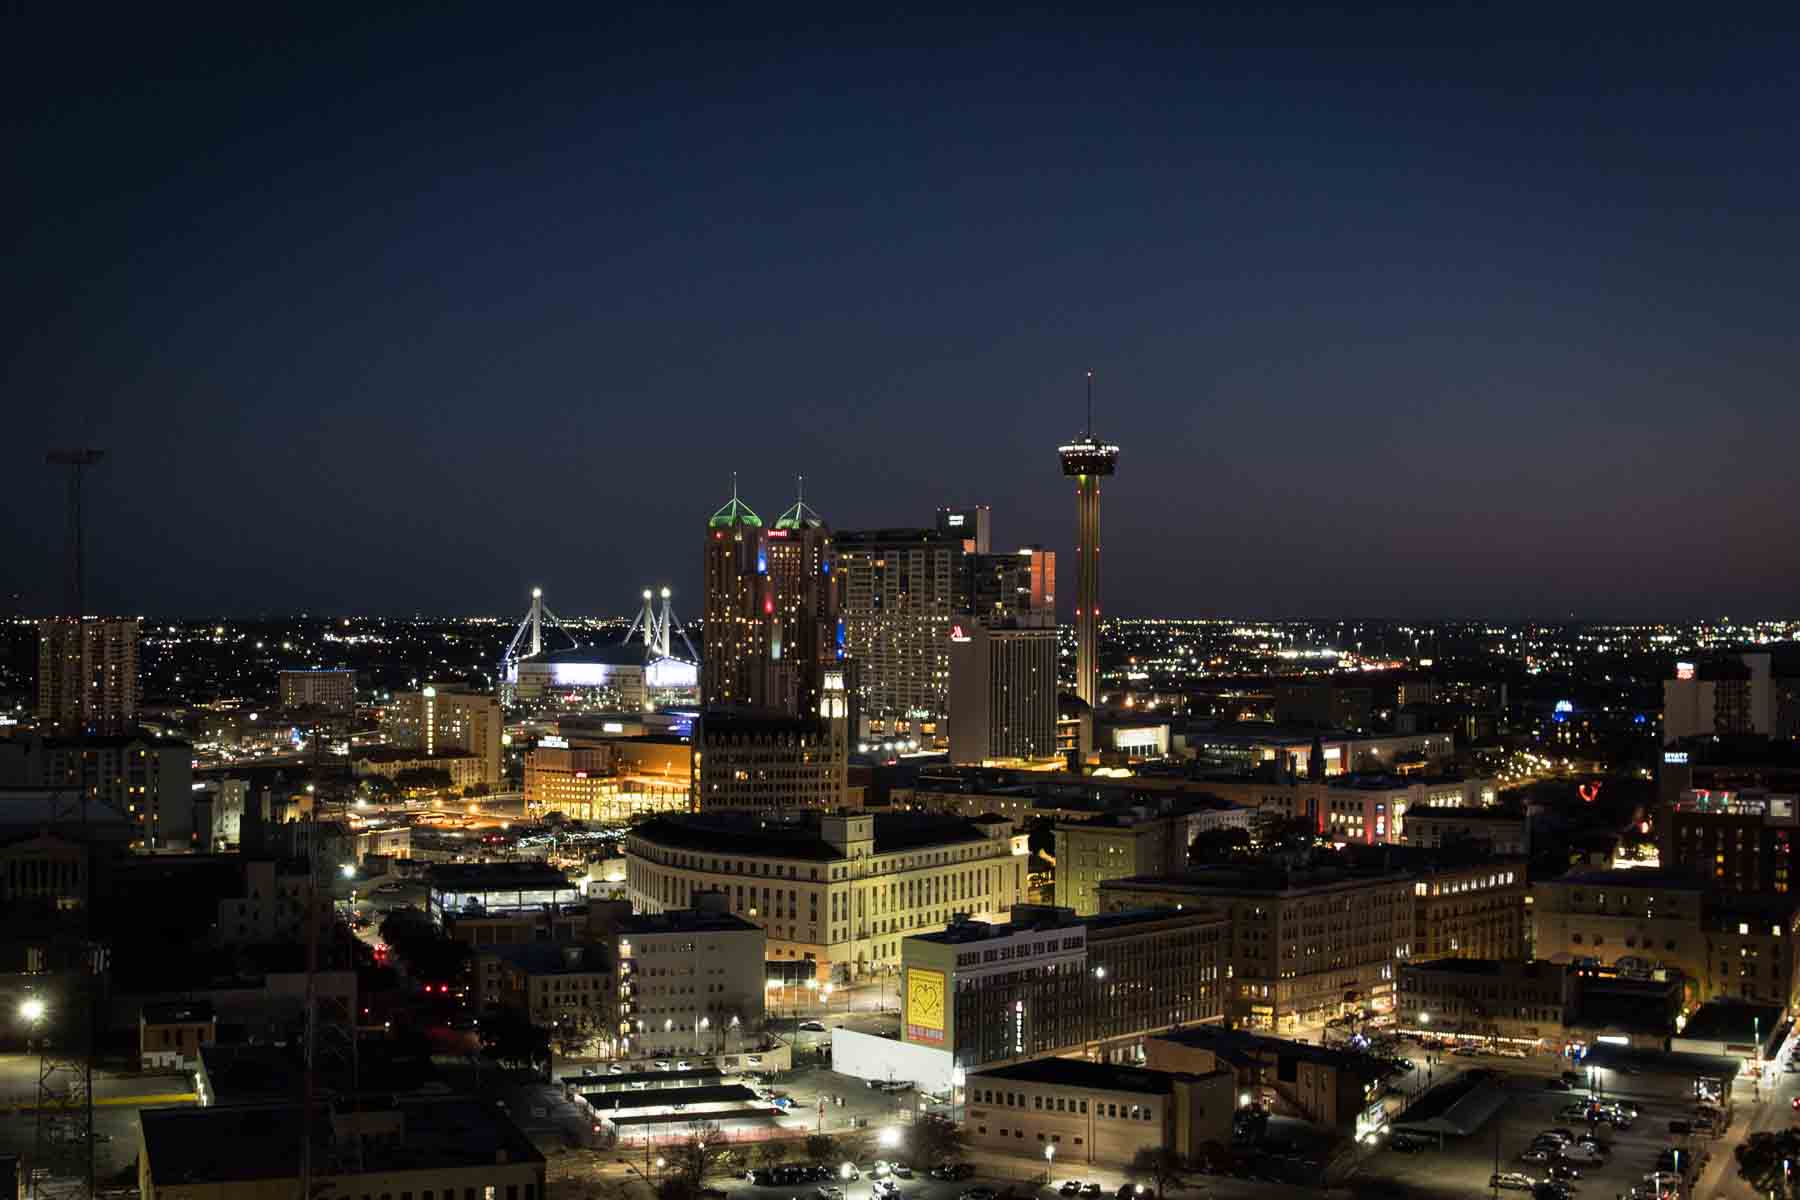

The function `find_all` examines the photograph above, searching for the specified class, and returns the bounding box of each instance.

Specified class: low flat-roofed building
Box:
[1671,1000,1784,1061]
[1145,1025,1388,1136]
[140,1001,215,1072]
[137,1098,545,1200]
[964,1056,1233,1166]
[427,862,580,924]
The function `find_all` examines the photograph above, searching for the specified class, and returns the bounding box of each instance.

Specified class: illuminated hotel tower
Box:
[1058,371,1119,707]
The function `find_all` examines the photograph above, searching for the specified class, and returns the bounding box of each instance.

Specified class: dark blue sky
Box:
[6,6,1798,620]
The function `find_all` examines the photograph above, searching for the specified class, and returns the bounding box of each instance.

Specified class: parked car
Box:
[1058,1183,1083,1197]
[1080,1185,1102,1197]
[1491,1173,1536,1192]
[1544,1078,1572,1090]
[817,1187,845,1200]
[1547,1164,1581,1182]
[959,1189,997,1200]
[872,1182,900,1200]
[891,1165,913,1179]
[799,1020,828,1032]
[1519,1149,1551,1164]
[1389,1135,1422,1153]
[1115,1186,1145,1200]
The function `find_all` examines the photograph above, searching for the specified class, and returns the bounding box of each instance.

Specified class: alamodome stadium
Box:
[501,587,699,711]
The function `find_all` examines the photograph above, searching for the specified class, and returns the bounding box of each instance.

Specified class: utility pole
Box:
[45,450,105,617]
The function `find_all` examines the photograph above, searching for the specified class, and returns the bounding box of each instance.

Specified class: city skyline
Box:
[8,9,1800,621]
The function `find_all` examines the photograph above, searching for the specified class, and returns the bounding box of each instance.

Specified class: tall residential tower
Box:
[1058,372,1119,708]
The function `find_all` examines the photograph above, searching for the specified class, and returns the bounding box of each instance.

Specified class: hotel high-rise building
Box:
[947,616,1059,765]
[967,546,1055,623]
[701,481,841,719]
[1058,374,1119,707]
[837,527,965,750]
[935,505,991,554]
[36,617,139,734]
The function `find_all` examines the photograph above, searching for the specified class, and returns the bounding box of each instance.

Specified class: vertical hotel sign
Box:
[905,968,946,1044]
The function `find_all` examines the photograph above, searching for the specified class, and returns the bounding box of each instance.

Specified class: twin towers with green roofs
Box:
[702,475,842,720]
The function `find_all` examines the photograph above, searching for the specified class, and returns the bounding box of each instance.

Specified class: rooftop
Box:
[1401,958,1563,979]
[480,942,611,975]
[1677,1001,1784,1046]
[1102,863,1413,897]
[630,811,994,863]
[708,492,762,529]
[140,1099,542,1185]
[1152,1025,1386,1078]
[356,746,476,763]
[1392,1068,1508,1137]
[426,862,578,892]
[142,1001,215,1025]
[697,709,835,739]
[1543,868,1705,890]
[971,1057,1179,1095]
[617,907,762,936]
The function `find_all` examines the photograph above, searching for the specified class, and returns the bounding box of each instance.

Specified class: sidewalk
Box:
[1690,1097,1754,1199]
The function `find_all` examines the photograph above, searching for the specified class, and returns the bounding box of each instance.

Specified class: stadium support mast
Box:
[46,449,104,617]
[500,587,580,702]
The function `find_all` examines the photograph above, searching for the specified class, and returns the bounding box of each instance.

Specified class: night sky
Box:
[7,7,1798,621]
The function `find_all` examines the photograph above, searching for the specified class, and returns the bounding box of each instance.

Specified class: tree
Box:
[668,1120,736,1185]
[1188,827,1251,865]
[756,1140,790,1168]
[904,1114,964,1169]
[805,1134,839,1164]
[478,1005,551,1070]
[1251,812,1317,851]
[1130,1147,1187,1200]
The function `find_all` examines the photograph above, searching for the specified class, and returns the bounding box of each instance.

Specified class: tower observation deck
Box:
[1058,372,1119,709]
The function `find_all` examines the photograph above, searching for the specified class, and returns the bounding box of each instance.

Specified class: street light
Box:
[18,997,44,1024]
[878,1127,900,1149]
[1044,1144,1055,1183]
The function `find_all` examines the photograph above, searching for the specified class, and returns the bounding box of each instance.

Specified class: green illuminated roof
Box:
[774,498,825,530]
[709,496,762,528]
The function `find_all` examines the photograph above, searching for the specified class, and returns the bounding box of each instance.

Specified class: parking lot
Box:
[1368,1075,1712,1199]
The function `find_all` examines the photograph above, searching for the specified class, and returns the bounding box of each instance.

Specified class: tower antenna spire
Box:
[797,474,803,504]
[1085,370,1094,437]
[731,471,738,501]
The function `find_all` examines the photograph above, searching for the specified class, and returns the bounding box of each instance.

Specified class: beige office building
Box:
[1530,868,1799,1009]
[1099,866,1415,1031]
[625,810,1027,980]
[964,1057,1233,1167]
[1054,809,1195,916]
